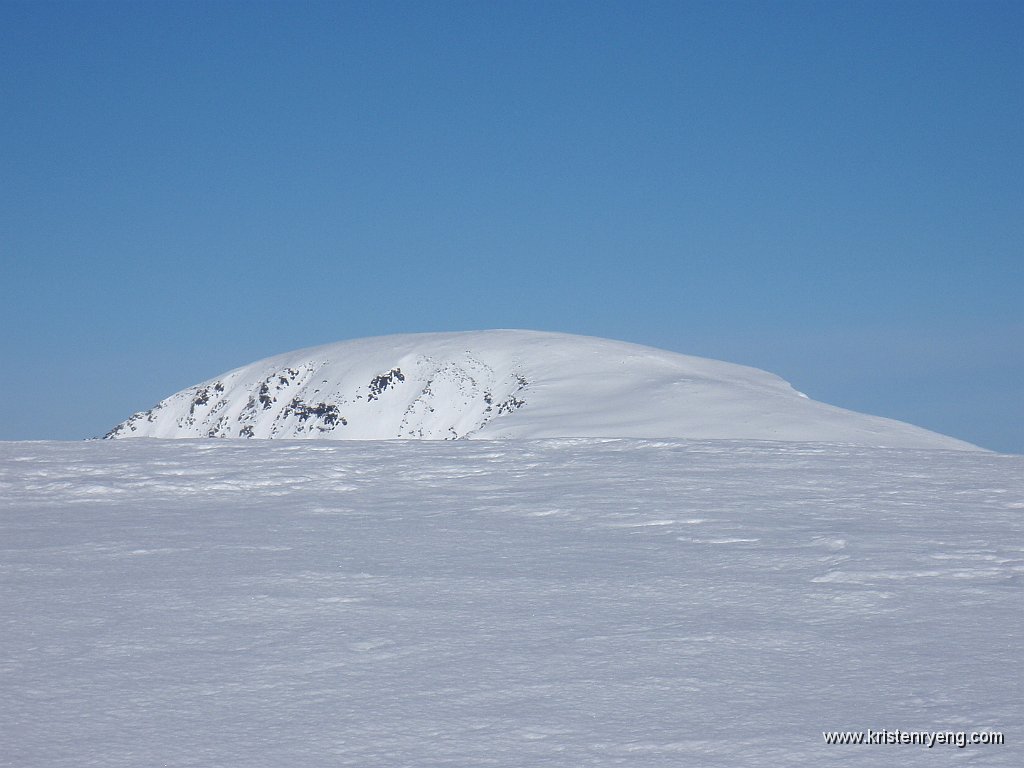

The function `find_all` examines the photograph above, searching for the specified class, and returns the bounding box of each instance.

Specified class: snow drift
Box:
[105,330,976,449]
[2,438,1020,766]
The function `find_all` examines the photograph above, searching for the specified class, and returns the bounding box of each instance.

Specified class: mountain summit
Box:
[105,330,976,449]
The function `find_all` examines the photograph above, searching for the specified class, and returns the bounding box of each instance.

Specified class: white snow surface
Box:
[105,330,977,449]
[2,438,1021,767]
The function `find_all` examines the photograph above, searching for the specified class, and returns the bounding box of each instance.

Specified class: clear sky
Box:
[1,0,1021,452]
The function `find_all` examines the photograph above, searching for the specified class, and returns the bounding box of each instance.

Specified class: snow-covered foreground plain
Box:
[2,439,1021,767]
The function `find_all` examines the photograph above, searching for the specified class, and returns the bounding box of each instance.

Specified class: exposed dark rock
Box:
[189,387,215,417]
[368,368,405,400]
[497,395,526,415]
[258,382,274,409]
[104,408,155,439]
[283,398,346,427]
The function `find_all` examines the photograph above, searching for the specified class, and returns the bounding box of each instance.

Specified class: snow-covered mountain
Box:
[105,330,976,449]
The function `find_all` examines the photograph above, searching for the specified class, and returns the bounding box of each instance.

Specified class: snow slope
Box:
[105,330,976,449]
[1,438,1020,767]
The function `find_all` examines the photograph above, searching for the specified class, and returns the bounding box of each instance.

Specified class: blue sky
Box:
[1,0,1021,452]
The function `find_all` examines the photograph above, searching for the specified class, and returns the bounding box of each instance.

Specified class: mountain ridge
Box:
[105,330,978,450]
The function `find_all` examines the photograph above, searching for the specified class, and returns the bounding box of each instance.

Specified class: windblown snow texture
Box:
[105,330,976,449]
[1,439,1020,767]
